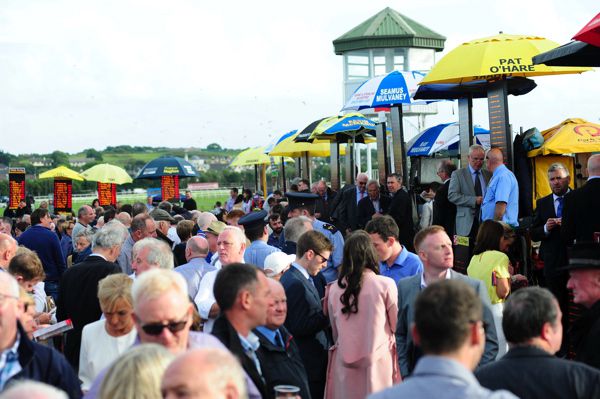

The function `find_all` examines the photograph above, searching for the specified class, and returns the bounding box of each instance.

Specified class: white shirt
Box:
[194,269,218,333]
[420,269,451,289]
[78,319,137,390]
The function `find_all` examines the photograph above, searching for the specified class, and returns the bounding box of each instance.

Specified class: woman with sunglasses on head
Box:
[324,231,401,399]
[79,274,137,392]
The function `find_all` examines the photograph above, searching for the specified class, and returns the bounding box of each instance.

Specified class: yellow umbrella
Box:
[269,132,347,157]
[527,118,600,157]
[39,165,84,181]
[81,163,133,184]
[230,147,294,167]
[421,33,591,85]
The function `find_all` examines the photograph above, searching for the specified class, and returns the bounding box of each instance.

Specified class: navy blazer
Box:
[530,193,567,277]
[357,195,391,229]
[280,266,330,386]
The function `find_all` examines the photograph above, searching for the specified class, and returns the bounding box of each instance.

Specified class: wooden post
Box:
[390,105,408,188]
[330,142,340,190]
[487,79,513,169]
[376,122,388,186]
[458,96,474,168]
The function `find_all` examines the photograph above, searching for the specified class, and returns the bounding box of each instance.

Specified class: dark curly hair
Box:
[337,230,380,315]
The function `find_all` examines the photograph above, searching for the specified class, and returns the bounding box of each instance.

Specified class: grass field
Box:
[70,190,229,213]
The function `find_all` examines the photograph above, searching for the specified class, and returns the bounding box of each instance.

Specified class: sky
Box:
[0,0,597,155]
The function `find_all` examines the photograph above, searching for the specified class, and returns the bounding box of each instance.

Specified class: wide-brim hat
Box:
[561,241,600,271]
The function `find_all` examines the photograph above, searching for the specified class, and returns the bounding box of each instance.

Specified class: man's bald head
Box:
[485,148,504,172]
[185,236,209,261]
[0,233,18,269]
[161,348,248,399]
[588,154,600,177]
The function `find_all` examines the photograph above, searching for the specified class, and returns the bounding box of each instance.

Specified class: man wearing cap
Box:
[150,208,176,251]
[238,210,281,269]
[205,220,226,266]
[565,242,600,369]
[264,252,295,280]
[286,192,344,283]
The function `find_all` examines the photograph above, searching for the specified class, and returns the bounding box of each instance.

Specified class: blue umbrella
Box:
[135,156,199,179]
[263,130,297,154]
[342,70,426,111]
[407,123,490,156]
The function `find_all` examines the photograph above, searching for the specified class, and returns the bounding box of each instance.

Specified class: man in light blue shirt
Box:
[239,210,281,269]
[369,279,516,399]
[481,148,519,227]
[365,215,422,284]
[174,236,215,300]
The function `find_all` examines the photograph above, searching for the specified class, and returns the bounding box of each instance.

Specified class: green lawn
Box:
[70,190,229,213]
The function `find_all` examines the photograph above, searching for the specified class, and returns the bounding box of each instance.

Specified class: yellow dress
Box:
[467,250,510,305]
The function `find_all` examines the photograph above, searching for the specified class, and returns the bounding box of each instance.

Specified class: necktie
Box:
[474,170,482,197]
[556,197,564,218]
[360,190,365,200]
[275,330,284,348]
[308,275,316,287]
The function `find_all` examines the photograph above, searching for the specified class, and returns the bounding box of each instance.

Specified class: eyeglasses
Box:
[314,251,330,263]
[138,315,188,336]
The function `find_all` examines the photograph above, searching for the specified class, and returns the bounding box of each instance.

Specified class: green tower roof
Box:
[333,7,446,54]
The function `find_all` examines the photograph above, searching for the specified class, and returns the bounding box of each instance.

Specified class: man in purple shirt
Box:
[366,215,423,284]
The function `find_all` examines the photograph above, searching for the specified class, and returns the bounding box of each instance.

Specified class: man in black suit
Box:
[562,154,600,246]
[357,179,390,229]
[255,278,311,399]
[211,263,272,399]
[386,173,415,251]
[432,160,457,236]
[476,287,600,398]
[530,162,570,342]
[280,230,332,399]
[335,172,369,234]
[315,180,337,223]
[56,221,127,370]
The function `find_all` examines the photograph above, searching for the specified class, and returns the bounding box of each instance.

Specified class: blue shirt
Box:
[255,326,278,346]
[244,240,281,269]
[312,219,344,283]
[380,247,423,284]
[17,225,66,282]
[481,164,519,226]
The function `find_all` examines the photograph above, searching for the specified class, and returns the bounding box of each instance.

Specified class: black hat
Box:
[238,210,268,229]
[285,192,319,212]
[562,242,600,271]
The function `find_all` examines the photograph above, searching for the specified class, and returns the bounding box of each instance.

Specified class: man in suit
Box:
[433,159,457,236]
[371,279,516,399]
[212,263,273,399]
[357,179,391,229]
[56,221,127,370]
[565,242,600,370]
[530,162,570,346]
[396,226,498,378]
[255,278,311,399]
[448,144,491,248]
[336,172,369,234]
[562,153,600,245]
[476,287,600,398]
[315,180,337,223]
[386,173,415,252]
[280,230,332,399]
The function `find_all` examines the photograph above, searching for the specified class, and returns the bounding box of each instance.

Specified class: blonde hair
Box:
[18,286,35,308]
[8,247,46,282]
[132,269,188,313]
[98,274,133,312]
[98,344,174,399]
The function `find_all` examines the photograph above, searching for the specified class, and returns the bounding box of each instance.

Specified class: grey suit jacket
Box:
[448,167,491,236]
[396,270,498,377]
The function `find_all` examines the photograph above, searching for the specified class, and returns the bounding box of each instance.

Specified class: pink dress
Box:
[324,269,400,399]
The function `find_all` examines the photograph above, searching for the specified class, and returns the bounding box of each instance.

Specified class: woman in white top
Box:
[79,274,137,391]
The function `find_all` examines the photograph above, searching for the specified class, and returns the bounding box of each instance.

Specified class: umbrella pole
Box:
[390,105,409,189]
[254,165,259,193]
[376,121,389,187]
[487,79,514,170]
[458,96,474,169]
[281,157,287,192]
[330,144,340,191]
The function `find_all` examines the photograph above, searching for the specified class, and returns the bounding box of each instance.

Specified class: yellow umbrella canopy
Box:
[269,132,347,157]
[80,163,133,184]
[38,165,84,181]
[230,147,294,167]
[421,33,591,85]
[527,118,600,157]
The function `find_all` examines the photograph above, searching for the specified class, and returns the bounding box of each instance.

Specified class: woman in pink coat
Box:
[324,230,400,399]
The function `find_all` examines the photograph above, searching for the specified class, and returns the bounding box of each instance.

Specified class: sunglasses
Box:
[138,316,188,336]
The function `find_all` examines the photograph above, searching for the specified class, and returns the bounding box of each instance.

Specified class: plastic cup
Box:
[274,385,300,398]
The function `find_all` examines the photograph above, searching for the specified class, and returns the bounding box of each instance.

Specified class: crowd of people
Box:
[0,148,600,399]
